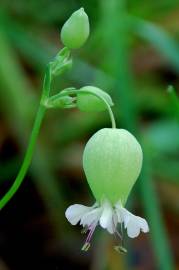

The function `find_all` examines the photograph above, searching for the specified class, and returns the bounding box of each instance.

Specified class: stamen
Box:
[113,210,126,253]
[81,242,90,251]
[81,222,97,252]
[85,225,96,243]
[115,228,122,240]
[120,222,124,247]
[81,226,88,234]
[114,245,127,254]
[112,215,122,240]
[117,207,124,244]
[113,223,127,254]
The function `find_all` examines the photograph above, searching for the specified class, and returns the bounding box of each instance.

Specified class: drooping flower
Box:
[76,86,114,112]
[65,128,149,250]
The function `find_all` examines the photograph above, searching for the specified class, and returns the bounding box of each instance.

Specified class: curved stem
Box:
[56,89,117,128]
[0,65,51,209]
[104,100,116,129]
[0,105,46,209]
[79,90,116,128]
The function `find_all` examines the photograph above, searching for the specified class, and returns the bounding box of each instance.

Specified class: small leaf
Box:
[133,18,179,71]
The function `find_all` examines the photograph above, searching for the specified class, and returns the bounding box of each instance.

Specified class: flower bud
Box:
[76,86,113,112]
[83,128,143,205]
[61,8,89,49]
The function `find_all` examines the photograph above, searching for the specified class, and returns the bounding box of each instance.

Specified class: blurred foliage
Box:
[0,0,179,270]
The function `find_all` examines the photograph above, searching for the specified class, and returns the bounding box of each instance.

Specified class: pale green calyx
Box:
[50,47,72,77]
[76,86,114,112]
[83,128,143,205]
[61,8,90,49]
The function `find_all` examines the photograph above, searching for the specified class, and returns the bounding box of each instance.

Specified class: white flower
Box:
[115,202,149,238]
[65,198,149,250]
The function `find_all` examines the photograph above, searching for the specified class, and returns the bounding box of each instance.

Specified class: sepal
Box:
[50,47,72,77]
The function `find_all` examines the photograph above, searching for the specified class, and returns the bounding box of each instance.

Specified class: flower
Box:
[83,128,143,205]
[76,86,114,112]
[65,198,149,251]
[65,128,149,251]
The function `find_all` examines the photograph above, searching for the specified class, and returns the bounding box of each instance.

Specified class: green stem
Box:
[104,100,116,128]
[55,89,117,128]
[79,89,116,128]
[0,66,51,209]
[0,105,45,209]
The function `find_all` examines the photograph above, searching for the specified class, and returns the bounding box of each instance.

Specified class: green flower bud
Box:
[61,8,89,49]
[83,128,143,205]
[76,86,113,112]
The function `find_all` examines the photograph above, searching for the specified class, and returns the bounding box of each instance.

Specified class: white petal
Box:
[80,208,102,227]
[65,204,92,225]
[135,216,149,233]
[115,202,125,223]
[100,200,115,234]
[119,207,149,238]
[126,215,149,238]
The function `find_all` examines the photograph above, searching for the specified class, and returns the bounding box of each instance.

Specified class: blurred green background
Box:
[0,0,179,269]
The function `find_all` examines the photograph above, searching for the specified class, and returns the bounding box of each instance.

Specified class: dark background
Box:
[0,0,179,269]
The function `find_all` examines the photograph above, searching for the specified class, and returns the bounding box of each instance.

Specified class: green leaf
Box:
[132,18,179,72]
[167,85,179,118]
[144,120,179,154]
